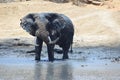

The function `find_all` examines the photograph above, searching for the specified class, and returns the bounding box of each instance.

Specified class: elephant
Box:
[20,13,74,61]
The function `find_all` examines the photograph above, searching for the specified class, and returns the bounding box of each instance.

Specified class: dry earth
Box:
[0,0,120,80]
[0,0,120,46]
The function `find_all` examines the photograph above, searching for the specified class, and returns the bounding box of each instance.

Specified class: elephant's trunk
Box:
[36,30,59,44]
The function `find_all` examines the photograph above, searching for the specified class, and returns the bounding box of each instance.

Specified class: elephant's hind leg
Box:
[62,49,69,59]
[62,43,70,59]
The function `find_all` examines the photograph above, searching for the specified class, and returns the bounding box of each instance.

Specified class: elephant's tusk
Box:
[48,36,52,43]
[48,36,59,44]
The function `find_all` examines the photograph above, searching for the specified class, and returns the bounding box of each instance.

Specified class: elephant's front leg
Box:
[47,44,55,62]
[35,37,43,61]
[62,44,70,59]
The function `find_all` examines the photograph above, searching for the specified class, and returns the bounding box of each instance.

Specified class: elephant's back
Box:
[60,14,74,30]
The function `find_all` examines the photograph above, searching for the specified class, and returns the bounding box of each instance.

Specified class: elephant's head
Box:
[20,13,60,44]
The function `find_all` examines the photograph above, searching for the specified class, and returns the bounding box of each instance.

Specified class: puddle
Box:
[0,56,120,80]
[0,38,120,80]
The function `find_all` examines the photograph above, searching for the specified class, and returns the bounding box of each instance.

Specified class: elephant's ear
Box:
[24,13,36,22]
[20,14,36,36]
[52,17,66,32]
[23,13,37,27]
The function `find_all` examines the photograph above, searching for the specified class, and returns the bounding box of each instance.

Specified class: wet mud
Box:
[0,38,120,80]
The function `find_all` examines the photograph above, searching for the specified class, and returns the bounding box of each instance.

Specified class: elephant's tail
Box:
[70,41,73,53]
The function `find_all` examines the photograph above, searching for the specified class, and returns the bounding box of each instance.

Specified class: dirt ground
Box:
[0,0,120,80]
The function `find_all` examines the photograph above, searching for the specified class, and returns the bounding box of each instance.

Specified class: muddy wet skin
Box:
[0,38,120,80]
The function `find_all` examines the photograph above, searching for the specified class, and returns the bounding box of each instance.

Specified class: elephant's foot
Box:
[48,57,54,62]
[63,55,69,60]
[35,56,40,61]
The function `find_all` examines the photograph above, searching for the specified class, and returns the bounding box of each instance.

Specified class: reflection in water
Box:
[59,63,73,80]
[0,58,120,80]
[34,63,45,80]
[34,62,73,80]
[46,63,54,80]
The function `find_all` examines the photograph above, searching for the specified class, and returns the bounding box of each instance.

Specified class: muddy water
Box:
[0,38,120,80]
[0,56,120,80]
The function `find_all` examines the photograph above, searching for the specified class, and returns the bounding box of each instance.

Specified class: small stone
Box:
[81,65,84,67]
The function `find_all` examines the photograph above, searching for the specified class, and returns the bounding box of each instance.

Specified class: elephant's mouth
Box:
[35,30,60,44]
[48,36,59,44]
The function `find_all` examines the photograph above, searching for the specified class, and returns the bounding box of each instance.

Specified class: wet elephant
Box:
[20,13,74,61]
